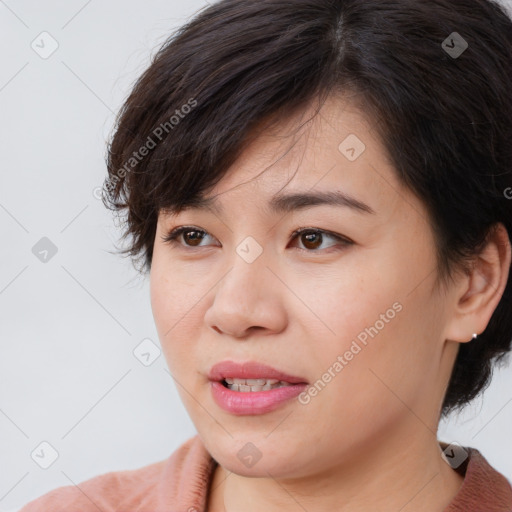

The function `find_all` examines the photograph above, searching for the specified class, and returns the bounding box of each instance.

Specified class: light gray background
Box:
[1,1,511,510]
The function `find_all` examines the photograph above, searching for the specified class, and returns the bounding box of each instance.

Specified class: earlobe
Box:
[444,223,511,344]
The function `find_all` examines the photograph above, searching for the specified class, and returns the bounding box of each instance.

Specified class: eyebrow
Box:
[173,190,376,216]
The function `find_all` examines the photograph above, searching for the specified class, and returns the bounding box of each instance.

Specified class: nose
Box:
[204,253,287,339]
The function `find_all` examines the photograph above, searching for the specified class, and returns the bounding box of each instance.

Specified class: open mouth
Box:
[220,378,295,392]
[209,364,309,415]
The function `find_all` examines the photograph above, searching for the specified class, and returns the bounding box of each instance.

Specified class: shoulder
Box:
[18,435,206,512]
[443,443,512,511]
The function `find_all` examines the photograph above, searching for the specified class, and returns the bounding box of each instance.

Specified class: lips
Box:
[208,360,309,415]
[208,360,308,385]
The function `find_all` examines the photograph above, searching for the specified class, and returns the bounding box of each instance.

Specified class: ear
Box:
[444,223,511,343]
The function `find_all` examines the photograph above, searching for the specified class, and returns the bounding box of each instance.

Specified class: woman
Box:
[20,0,512,510]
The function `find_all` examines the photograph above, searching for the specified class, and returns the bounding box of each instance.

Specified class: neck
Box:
[208,421,464,512]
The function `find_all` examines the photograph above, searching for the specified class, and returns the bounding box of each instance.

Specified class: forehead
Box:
[194,94,403,218]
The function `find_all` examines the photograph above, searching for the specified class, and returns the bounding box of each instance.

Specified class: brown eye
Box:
[161,226,215,247]
[181,229,205,246]
[290,228,353,252]
[300,231,323,250]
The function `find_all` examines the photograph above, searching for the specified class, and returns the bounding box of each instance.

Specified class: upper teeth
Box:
[224,378,292,391]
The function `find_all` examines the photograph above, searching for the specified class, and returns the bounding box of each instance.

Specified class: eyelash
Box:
[160,225,353,253]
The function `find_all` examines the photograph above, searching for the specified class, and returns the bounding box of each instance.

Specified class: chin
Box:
[204,432,306,477]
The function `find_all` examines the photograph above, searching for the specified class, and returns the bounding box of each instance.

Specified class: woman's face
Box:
[150,95,459,478]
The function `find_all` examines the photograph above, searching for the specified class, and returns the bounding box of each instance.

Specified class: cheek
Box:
[149,264,173,336]
[293,303,420,458]
[150,252,204,332]
[294,254,434,414]
[293,262,398,358]
[149,259,201,374]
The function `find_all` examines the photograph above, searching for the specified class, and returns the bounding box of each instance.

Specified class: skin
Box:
[149,94,511,512]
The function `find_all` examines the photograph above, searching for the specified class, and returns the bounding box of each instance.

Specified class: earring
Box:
[472,333,478,340]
